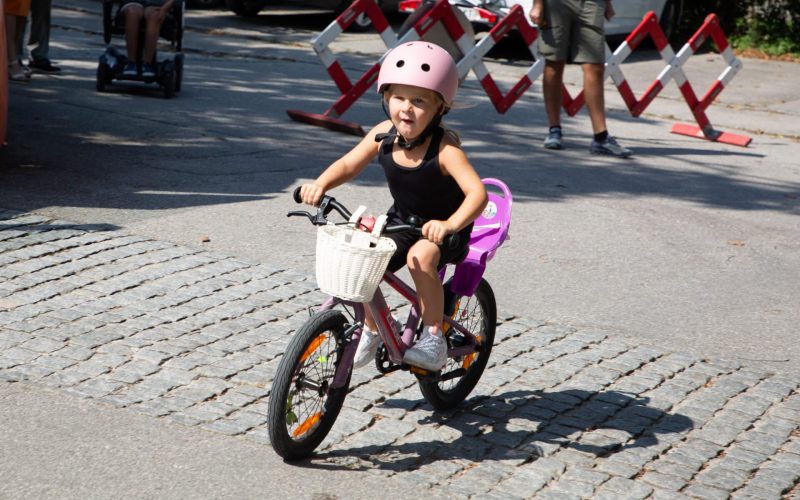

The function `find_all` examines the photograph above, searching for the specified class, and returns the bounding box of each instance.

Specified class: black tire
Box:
[659,0,682,43]
[188,0,219,8]
[418,278,496,410]
[225,0,264,17]
[96,62,110,92]
[162,61,176,98]
[174,54,184,92]
[268,310,352,460]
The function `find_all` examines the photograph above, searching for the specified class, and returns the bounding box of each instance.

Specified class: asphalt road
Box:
[2,1,799,374]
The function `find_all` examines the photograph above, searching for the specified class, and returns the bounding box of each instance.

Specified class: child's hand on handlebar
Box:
[299,183,325,206]
[422,220,455,246]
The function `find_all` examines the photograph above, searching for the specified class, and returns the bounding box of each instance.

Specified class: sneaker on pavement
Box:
[141,63,156,79]
[353,329,381,368]
[590,135,632,158]
[29,58,61,73]
[403,328,447,372]
[544,128,563,150]
[122,62,138,77]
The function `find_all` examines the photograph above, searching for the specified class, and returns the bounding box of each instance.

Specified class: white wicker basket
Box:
[315,225,397,302]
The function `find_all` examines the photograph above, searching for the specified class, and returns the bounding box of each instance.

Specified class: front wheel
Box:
[267,310,352,460]
[418,278,497,410]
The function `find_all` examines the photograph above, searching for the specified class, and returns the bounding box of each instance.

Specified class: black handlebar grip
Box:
[293,187,303,204]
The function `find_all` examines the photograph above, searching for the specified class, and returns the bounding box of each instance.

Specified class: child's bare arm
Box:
[422,142,488,244]
[299,120,392,206]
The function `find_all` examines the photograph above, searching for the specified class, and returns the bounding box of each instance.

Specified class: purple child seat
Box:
[450,178,512,296]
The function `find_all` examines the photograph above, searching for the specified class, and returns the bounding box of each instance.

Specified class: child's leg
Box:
[402,240,448,370]
[406,240,443,328]
[143,6,161,64]
[123,4,144,61]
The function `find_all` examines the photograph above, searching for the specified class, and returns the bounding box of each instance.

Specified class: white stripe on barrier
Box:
[312,23,343,54]
[317,48,338,70]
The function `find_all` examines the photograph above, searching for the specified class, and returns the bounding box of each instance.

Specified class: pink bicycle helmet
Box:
[377,41,459,107]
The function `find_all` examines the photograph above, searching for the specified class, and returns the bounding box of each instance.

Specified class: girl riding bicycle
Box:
[299,41,488,373]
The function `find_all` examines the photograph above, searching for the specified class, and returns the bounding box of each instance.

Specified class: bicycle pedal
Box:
[409,365,441,381]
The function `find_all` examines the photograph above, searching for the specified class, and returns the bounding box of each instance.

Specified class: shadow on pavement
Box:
[304,389,693,471]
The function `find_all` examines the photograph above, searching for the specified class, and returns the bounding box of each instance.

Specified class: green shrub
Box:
[674,0,799,55]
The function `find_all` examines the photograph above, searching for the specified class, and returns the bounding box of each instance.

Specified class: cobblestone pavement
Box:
[1,209,799,499]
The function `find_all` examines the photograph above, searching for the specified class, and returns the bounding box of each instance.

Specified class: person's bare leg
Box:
[143,7,160,64]
[582,62,607,135]
[406,241,443,329]
[124,5,143,61]
[543,60,566,128]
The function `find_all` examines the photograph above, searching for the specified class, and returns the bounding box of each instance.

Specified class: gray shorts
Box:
[537,0,606,64]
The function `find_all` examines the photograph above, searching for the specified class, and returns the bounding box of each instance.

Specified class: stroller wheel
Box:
[162,60,176,98]
[96,62,111,92]
[174,54,184,92]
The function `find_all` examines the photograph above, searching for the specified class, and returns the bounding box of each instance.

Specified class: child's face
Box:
[385,84,443,141]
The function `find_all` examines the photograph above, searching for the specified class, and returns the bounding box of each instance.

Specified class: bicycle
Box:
[267,178,512,460]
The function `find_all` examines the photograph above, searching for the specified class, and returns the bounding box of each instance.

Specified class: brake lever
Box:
[287,211,314,222]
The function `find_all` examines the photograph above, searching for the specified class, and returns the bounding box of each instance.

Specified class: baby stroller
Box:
[96,0,185,98]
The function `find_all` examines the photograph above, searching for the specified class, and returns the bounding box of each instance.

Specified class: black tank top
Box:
[378,126,466,222]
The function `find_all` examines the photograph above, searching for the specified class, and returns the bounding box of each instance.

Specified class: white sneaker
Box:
[353,328,381,368]
[403,327,448,371]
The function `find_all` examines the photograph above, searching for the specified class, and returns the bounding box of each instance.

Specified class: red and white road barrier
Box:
[458,4,542,114]
[287,0,397,136]
[670,14,749,146]
[561,11,750,146]
[290,1,750,146]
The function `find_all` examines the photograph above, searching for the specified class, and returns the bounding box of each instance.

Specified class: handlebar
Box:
[288,187,460,249]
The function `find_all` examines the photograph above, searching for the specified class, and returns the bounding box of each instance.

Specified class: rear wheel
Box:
[267,310,352,460]
[418,278,496,410]
[96,62,110,92]
[174,54,184,92]
[162,61,176,98]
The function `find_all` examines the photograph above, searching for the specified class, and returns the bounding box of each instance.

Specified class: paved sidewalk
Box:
[2,210,799,499]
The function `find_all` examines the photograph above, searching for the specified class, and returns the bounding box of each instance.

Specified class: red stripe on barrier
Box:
[331,63,381,116]
[678,81,698,110]
[698,80,724,111]
[616,80,638,111]
[480,74,503,105]
[626,12,658,49]
[414,0,451,37]
[705,14,729,53]
[631,80,663,117]
[498,77,532,113]
[368,2,390,33]
[441,6,466,40]
[328,61,353,94]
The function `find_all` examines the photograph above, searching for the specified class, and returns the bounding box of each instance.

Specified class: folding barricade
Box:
[291,1,751,147]
[558,11,751,146]
[287,0,474,137]
[456,4,542,114]
[286,0,397,136]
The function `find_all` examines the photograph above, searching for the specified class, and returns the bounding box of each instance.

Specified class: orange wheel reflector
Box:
[292,412,322,438]
[463,353,476,369]
[300,334,327,362]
